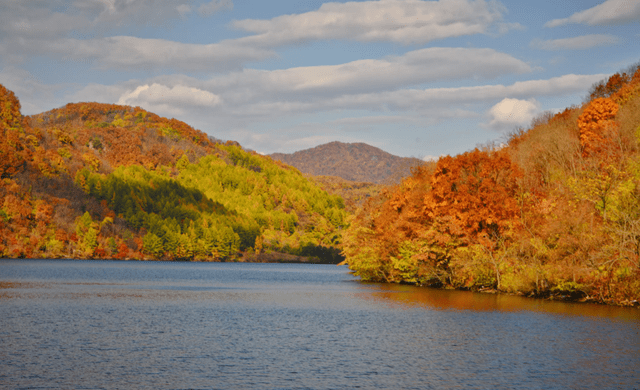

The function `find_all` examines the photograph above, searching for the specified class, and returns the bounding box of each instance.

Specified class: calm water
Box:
[1,260,639,390]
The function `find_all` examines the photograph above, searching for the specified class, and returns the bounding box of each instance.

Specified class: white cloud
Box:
[203,47,532,103]
[0,0,198,40]
[232,0,518,46]
[200,72,604,123]
[320,73,606,113]
[422,155,444,161]
[291,47,532,91]
[545,0,640,27]
[94,36,272,71]
[0,0,518,73]
[0,0,244,69]
[176,4,193,18]
[484,98,540,131]
[198,0,233,17]
[192,73,604,123]
[117,83,222,116]
[0,0,520,71]
[530,34,619,51]
[4,36,274,72]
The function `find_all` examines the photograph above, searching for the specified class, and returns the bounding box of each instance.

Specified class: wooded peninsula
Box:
[1,63,639,306]
[343,64,640,306]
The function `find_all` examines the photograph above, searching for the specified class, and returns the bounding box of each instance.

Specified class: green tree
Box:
[143,232,164,258]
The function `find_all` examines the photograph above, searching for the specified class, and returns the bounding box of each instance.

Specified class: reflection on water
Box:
[1,259,639,390]
[355,283,640,321]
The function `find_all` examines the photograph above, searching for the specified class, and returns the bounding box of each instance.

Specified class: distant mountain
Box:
[269,141,423,184]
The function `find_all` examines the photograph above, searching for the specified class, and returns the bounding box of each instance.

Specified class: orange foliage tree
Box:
[0,84,31,178]
[423,148,521,245]
[577,97,619,157]
[590,72,630,100]
[343,148,522,287]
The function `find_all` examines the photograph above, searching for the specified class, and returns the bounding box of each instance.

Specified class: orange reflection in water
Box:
[355,283,640,321]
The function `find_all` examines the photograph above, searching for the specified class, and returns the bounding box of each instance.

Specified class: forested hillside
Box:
[342,64,640,306]
[270,141,423,184]
[0,85,345,262]
[310,175,383,213]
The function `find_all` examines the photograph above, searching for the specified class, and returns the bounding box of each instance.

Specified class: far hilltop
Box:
[269,141,424,184]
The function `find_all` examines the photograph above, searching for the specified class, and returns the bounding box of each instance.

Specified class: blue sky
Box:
[1,0,639,159]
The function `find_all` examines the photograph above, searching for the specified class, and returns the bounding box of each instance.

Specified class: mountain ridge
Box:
[269,141,423,184]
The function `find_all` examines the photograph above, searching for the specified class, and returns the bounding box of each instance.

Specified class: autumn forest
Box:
[343,64,640,306]
[2,63,640,306]
[0,84,346,264]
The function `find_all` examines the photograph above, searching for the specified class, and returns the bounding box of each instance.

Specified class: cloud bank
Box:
[530,34,619,51]
[545,0,640,27]
[233,0,519,46]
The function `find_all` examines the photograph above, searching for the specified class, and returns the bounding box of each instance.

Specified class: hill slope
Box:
[0,88,345,263]
[270,141,423,184]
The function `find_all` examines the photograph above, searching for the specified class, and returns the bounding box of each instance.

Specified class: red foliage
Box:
[423,149,521,243]
[93,247,107,258]
[55,229,68,243]
[116,242,129,259]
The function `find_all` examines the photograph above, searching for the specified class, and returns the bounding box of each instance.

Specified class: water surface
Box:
[1,259,639,389]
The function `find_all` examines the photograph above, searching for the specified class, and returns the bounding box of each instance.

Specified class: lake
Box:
[1,259,639,389]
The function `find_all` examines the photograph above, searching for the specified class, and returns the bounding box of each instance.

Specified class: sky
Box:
[1,0,639,159]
